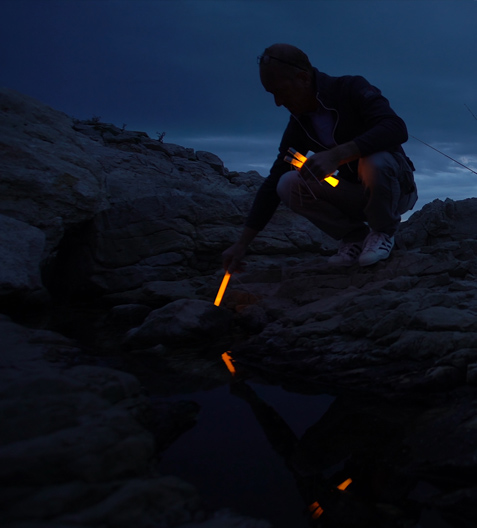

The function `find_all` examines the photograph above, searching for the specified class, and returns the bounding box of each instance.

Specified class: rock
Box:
[0,88,108,253]
[235,304,269,334]
[0,316,208,527]
[411,305,477,331]
[466,363,477,385]
[56,476,202,528]
[125,299,233,348]
[4,87,477,525]
[195,150,225,174]
[399,197,477,248]
[0,87,334,300]
[106,303,153,327]
[424,365,465,389]
[180,509,272,528]
[0,214,45,296]
[141,279,201,305]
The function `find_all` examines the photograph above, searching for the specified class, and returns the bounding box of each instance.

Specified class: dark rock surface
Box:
[2,86,477,527]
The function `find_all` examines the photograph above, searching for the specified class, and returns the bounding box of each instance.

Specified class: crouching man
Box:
[223,43,417,272]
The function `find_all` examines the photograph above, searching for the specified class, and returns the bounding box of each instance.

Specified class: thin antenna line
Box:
[410,135,477,176]
[465,104,477,121]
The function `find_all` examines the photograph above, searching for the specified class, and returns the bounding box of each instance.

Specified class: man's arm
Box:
[349,76,409,156]
[222,118,310,273]
[222,226,259,272]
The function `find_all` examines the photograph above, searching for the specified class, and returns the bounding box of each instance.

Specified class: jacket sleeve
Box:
[244,120,308,232]
[348,76,409,157]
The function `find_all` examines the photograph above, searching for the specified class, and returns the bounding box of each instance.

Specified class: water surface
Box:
[159,383,335,527]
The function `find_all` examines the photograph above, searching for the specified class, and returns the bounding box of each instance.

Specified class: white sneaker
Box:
[359,231,394,266]
[329,241,362,267]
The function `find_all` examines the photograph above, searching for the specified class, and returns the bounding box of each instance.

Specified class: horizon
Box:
[1,0,476,215]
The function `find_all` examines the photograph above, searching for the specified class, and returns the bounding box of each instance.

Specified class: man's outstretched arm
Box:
[222,226,259,273]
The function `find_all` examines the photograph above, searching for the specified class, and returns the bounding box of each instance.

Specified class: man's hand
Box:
[222,241,248,273]
[301,151,340,180]
[301,141,361,180]
[222,226,259,272]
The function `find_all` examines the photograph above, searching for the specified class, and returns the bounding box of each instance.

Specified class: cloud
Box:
[1,0,476,216]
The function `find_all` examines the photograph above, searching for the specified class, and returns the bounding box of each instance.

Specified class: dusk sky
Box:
[2,0,477,215]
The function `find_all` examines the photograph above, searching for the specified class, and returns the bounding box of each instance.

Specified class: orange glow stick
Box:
[336,478,353,490]
[221,351,236,375]
[288,147,307,163]
[308,501,324,519]
[284,156,304,169]
[214,271,231,306]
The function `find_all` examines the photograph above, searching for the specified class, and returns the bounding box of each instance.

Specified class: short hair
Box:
[259,43,313,78]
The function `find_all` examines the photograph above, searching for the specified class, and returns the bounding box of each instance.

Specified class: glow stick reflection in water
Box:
[336,477,353,490]
[221,351,236,375]
[309,478,353,519]
[214,271,231,306]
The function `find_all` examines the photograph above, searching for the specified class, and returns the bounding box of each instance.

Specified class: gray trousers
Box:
[276,151,417,242]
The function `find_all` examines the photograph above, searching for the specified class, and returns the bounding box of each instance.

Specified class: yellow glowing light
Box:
[324,175,339,187]
[308,501,324,519]
[214,271,231,306]
[308,478,352,519]
[284,149,339,187]
[288,147,307,163]
[284,155,304,169]
[221,351,236,375]
[336,478,353,490]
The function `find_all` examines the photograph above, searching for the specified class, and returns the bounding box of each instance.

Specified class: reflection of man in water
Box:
[230,381,419,527]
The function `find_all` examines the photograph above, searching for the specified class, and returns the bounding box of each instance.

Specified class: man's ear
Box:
[296,70,312,87]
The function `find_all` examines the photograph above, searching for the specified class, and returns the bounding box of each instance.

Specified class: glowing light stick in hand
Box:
[214,271,231,306]
[284,148,339,187]
[284,147,308,168]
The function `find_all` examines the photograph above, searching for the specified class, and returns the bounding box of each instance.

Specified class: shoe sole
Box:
[359,253,392,266]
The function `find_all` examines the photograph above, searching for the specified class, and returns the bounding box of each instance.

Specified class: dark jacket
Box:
[245,68,414,231]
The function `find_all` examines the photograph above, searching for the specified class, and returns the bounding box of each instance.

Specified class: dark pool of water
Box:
[155,376,458,528]
[158,383,335,527]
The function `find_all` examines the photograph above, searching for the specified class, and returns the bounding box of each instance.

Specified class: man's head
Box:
[258,43,317,115]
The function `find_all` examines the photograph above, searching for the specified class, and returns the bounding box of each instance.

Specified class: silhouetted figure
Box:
[223,43,417,272]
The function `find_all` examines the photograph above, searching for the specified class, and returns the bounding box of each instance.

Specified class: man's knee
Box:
[276,170,301,205]
[358,152,397,186]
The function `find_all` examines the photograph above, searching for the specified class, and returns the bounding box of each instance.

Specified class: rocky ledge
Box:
[1,86,477,527]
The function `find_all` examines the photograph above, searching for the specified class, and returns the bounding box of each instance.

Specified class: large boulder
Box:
[399,197,477,248]
[0,316,204,527]
[0,88,108,253]
[125,299,233,348]
[0,87,334,300]
[4,87,477,527]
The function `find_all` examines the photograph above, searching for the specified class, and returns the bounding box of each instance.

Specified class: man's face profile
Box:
[260,65,316,115]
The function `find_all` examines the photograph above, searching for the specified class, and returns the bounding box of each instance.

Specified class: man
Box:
[223,43,417,272]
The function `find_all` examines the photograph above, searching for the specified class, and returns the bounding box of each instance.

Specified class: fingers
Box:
[222,254,232,272]
[304,152,339,179]
[222,243,247,273]
[226,257,246,274]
